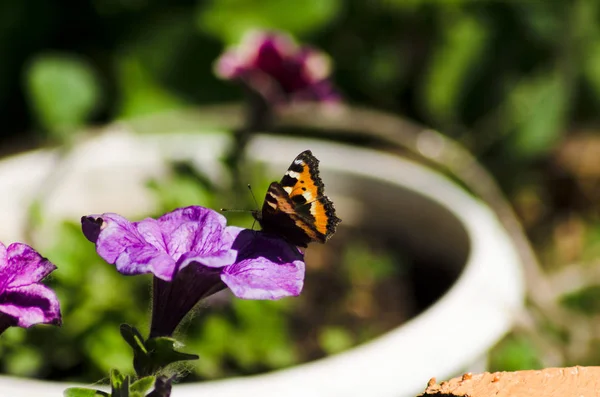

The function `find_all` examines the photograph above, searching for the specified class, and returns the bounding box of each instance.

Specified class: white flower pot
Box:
[0,126,524,397]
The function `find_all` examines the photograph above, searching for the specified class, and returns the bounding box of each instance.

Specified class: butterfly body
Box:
[253,150,341,248]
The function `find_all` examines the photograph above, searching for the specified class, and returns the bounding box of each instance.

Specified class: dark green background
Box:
[4,0,599,166]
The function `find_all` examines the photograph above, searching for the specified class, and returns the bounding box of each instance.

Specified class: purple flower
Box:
[0,242,61,335]
[82,206,304,337]
[225,229,305,300]
[215,30,340,104]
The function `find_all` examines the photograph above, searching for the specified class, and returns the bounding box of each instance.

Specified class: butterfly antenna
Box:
[247,184,260,209]
[221,184,261,213]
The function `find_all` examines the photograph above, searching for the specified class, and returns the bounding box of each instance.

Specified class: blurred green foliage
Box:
[25,53,101,140]
[560,285,600,316]
[197,0,342,44]
[488,334,543,372]
[0,0,596,165]
[420,11,488,126]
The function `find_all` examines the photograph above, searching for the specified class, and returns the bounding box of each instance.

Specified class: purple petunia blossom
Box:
[0,242,61,335]
[82,206,305,337]
[215,30,340,104]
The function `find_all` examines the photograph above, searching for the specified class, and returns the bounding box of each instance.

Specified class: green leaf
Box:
[583,39,600,104]
[25,53,101,139]
[506,71,570,157]
[129,376,156,397]
[140,337,199,375]
[561,285,600,315]
[197,0,342,44]
[116,56,185,119]
[110,369,129,397]
[120,325,148,356]
[488,334,543,372]
[63,388,109,397]
[121,324,198,377]
[421,12,488,125]
[318,327,354,355]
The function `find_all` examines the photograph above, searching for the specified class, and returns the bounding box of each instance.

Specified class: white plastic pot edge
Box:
[0,130,525,397]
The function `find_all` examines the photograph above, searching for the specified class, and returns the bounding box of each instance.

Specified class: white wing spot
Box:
[294,159,304,165]
[302,191,314,202]
[267,192,279,208]
[283,186,293,194]
[286,170,300,179]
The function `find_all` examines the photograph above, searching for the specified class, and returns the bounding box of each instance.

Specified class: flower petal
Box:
[81,215,103,243]
[82,213,145,264]
[222,230,305,300]
[223,225,244,242]
[0,241,8,277]
[158,206,230,259]
[231,229,303,263]
[1,243,57,289]
[222,257,305,300]
[176,225,243,270]
[0,283,61,328]
[178,250,237,270]
[83,213,177,280]
[150,264,225,337]
[116,245,175,281]
[135,218,168,252]
[214,30,339,104]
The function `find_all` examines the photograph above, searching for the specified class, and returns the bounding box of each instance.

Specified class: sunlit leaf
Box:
[63,388,109,397]
[197,0,341,44]
[488,334,543,372]
[506,71,570,157]
[25,53,101,139]
[318,327,354,355]
[129,376,156,397]
[110,369,129,397]
[421,13,488,126]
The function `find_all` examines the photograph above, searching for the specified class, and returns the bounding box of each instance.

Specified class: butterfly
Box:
[253,150,341,248]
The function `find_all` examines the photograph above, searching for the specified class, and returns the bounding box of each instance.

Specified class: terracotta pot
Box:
[0,107,524,397]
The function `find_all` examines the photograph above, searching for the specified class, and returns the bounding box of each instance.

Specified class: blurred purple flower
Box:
[82,206,304,337]
[215,30,340,104]
[0,242,61,335]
